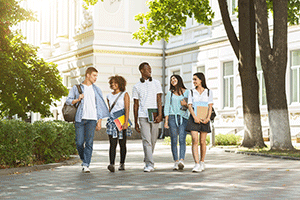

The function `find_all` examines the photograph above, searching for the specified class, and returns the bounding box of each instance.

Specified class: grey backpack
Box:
[62,85,82,122]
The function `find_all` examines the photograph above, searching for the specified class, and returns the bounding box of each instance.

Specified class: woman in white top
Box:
[106,75,132,172]
[186,72,213,173]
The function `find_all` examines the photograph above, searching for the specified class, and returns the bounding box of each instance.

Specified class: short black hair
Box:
[139,62,150,71]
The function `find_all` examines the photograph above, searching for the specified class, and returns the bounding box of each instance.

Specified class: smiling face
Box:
[110,80,119,90]
[193,75,202,88]
[170,76,178,87]
[140,64,152,79]
[87,71,98,84]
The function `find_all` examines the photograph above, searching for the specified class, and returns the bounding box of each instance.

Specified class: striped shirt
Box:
[132,78,163,118]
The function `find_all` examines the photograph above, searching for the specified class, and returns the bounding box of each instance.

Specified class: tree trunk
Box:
[218,0,265,148]
[255,0,294,150]
[239,0,265,148]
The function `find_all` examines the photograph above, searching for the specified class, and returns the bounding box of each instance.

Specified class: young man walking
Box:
[66,67,109,173]
[132,62,163,172]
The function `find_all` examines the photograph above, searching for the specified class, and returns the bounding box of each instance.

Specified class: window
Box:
[231,0,237,15]
[291,50,300,103]
[64,75,72,89]
[223,61,234,108]
[173,70,180,75]
[227,0,237,15]
[197,66,205,74]
[256,58,267,105]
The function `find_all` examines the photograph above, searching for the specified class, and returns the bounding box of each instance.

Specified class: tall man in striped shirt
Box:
[132,62,163,172]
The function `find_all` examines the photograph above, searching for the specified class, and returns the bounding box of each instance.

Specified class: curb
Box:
[224,150,300,161]
[0,156,81,176]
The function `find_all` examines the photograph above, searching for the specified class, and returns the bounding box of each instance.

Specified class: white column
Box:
[56,0,70,52]
[57,0,69,38]
[40,0,52,58]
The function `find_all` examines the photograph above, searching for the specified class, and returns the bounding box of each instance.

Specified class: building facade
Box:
[19,0,300,140]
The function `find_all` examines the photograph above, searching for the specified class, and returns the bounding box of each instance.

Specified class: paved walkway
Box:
[1,139,300,199]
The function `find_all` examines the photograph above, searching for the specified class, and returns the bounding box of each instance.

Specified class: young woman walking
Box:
[106,75,132,172]
[164,75,189,170]
[186,72,213,172]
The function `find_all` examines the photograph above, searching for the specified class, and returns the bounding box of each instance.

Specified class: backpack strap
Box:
[74,84,83,108]
[109,92,124,112]
[170,91,173,104]
[76,84,82,94]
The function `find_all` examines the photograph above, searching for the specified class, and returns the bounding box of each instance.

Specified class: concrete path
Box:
[1,139,299,199]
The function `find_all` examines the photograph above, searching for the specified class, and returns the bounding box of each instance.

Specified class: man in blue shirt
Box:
[66,67,109,173]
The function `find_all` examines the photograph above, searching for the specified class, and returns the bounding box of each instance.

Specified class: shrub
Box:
[163,134,210,146]
[0,120,76,168]
[0,120,35,167]
[163,133,241,146]
[32,120,76,163]
[215,133,242,146]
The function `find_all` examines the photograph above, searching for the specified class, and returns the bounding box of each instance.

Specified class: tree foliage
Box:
[133,0,214,45]
[131,0,300,45]
[0,0,68,119]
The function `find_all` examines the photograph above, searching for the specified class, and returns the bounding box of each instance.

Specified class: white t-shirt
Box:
[107,91,126,114]
[132,79,163,118]
[82,84,97,120]
[188,88,213,106]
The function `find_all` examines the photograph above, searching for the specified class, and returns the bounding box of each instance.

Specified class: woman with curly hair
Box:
[106,75,132,172]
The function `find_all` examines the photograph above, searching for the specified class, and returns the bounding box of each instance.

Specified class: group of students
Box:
[66,62,213,173]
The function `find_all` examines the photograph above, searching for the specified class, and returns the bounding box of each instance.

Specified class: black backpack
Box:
[190,89,216,122]
[62,85,82,122]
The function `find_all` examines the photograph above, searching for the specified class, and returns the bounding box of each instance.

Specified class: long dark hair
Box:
[169,75,186,95]
[193,72,210,95]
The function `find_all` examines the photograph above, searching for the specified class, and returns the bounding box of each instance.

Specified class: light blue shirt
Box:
[66,83,110,122]
[164,90,190,123]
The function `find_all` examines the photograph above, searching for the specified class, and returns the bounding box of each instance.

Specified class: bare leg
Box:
[191,131,199,164]
[199,132,208,162]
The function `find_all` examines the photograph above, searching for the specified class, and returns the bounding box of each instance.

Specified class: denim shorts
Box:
[185,116,211,133]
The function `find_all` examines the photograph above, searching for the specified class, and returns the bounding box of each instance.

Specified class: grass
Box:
[234,145,300,158]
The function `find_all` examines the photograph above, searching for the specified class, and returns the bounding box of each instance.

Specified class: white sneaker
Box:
[192,163,202,173]
[144,166,154,172]
[82,166,90,173]
[178,160,184,170]
[173,162,179,170]
[200,161,205,171]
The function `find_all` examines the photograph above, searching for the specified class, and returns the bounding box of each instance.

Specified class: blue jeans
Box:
[168,115,188,161]
[75,119,97,167]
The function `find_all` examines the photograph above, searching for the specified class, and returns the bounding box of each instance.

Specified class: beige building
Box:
[19,0,300,141]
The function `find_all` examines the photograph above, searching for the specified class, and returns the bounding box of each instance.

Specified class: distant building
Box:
[19,0,300,140]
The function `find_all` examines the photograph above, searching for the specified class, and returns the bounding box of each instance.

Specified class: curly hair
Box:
[108,75,127,92]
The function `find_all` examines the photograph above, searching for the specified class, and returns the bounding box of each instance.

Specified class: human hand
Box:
[194,116,201,124]
[180,99,187,106]
[201,118,210,124]
[154,115,163,123]
[122,123,128,130]
[96,120,102,131]
[164,121,169,129]
[78,94,84,101]
[135,123,141,133]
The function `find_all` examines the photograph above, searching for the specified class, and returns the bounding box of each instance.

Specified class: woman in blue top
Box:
[164,75,189,170]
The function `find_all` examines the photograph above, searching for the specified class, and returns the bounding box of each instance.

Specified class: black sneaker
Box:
[107,164,115,172]
[118,163,125,171]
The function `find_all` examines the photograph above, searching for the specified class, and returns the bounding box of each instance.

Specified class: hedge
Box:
[164,133,241,146]
[0,120,77,168]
